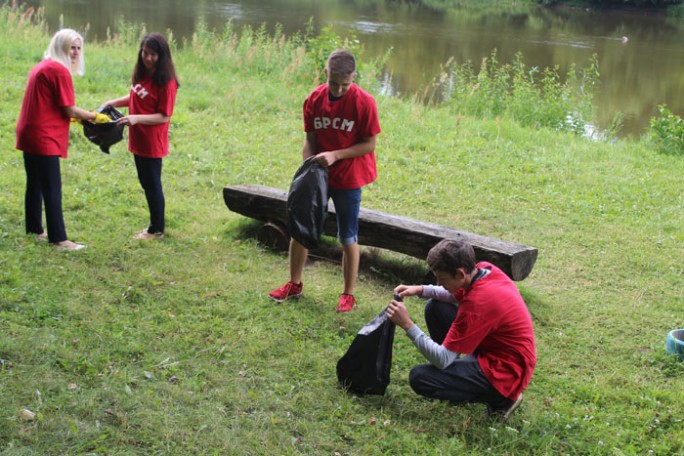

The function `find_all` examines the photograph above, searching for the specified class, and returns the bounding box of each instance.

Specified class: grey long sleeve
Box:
[420,284,456,302]
[401,284,460,369]
[405,324,459,369]
[404,271,491,369]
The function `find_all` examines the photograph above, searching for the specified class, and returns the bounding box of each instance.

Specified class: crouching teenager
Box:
[387,239,536,420]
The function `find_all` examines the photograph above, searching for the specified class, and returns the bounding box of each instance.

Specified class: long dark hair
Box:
[132,32,179,87]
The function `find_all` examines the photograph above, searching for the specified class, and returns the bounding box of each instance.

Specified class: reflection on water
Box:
[22,0,684,137]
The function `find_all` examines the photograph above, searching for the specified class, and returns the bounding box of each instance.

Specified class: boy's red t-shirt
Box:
[303,83,381,190]
[128,76,178,158]
[16,59,75,158]
[443,262,537,400]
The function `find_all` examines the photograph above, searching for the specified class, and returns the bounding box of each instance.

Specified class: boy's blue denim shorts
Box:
[329,188,362,245]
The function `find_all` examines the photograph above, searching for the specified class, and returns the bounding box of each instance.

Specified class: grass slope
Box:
[1,5,683,455]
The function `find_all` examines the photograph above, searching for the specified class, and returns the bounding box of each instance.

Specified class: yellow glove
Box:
[93,112,111,124]
[70,118,81,124]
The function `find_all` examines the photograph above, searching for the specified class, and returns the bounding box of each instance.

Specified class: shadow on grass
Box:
[228,219,431,287]
[519,287,553,328]
[343,389,494,435]
[227,218,550,326]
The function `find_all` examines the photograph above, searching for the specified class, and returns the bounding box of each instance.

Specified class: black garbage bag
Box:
[82,105,125,154]
[337,307,396,396]
[286,157,328,249]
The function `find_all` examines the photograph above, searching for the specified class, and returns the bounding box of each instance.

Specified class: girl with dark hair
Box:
[102,33,179,239]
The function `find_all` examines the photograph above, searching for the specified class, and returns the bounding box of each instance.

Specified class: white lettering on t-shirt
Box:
[313,117,354,132]
[132,83,149,99]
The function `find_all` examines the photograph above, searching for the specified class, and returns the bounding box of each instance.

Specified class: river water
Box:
[23,0,684,137]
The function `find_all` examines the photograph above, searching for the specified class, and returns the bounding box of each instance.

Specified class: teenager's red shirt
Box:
[303,83,381,190]
[16,59,75,158]
[128,76,178,158]
[443,262,537,400]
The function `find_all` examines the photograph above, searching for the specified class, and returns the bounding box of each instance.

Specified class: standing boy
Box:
[269,50,381,313]
[387,239,536,420]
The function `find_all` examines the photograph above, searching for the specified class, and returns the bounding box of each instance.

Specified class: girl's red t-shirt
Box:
[128,76,178,158]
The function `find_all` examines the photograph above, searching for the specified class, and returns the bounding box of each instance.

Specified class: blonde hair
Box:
[44,28,85,76]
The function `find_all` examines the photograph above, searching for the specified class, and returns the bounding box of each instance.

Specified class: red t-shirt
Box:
[128,76,178,158]
[16,59,75,158]
[303,83,381,190]
[443,262,537,400]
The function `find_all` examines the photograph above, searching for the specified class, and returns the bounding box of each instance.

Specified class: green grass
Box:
[1,3,684,455]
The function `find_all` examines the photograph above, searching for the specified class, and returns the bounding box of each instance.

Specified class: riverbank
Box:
[422,0,677,11]
[1,5,682,455]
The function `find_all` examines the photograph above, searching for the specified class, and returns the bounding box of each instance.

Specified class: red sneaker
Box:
[336,294,355,313]
[268,281,303,302]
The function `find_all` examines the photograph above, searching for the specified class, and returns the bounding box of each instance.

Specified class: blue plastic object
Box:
[665,329,684,361]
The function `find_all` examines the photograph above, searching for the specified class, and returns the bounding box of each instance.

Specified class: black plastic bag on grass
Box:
[286,157,328,249]
[82,105,125,154]
[337,307,396,396]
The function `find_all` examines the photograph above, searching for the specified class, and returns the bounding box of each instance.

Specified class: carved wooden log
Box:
[223,184,538,281]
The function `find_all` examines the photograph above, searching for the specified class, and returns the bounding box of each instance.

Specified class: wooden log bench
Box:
[223,184,538,281]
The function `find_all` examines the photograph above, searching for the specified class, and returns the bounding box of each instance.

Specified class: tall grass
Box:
[423,50,600,135]
[1,2,684,455]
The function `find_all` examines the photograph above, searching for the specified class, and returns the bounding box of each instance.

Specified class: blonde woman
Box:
[16,28,108,250]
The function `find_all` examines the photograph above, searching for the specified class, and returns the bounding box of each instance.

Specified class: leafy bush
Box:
[304,23,363,85]
[649,105,684,154]
[304,23,389,91]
